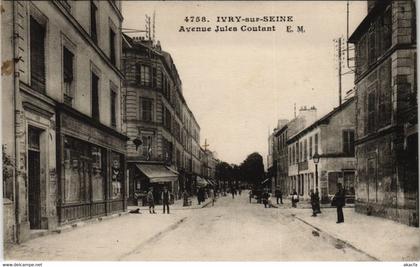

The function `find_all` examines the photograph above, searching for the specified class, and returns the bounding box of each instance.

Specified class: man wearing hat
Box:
[147,187,156,214]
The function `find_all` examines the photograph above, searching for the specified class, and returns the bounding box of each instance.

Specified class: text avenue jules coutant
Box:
[178,16,305,33]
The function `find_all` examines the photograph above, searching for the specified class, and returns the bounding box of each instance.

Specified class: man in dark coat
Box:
[147,187,156,214]
[310,189,317,217]
[275,188,283,204]
[262,190,269,208]
[315,188,321,214]
[162,187,171,214]
[333,183,346,223]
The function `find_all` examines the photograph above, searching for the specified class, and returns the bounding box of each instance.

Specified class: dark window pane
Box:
[30,17,46,93]
[91,72,99,120]
[109,28,116,65]
[90,1,97,43]
[111,90,117,127]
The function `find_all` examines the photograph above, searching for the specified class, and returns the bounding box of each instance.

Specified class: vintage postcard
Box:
[1,0,419,264]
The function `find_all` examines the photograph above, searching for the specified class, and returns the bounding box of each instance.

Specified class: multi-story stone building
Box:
[122,35,201,204]
[269,107,317,195]
[349,0,418,226]
[287,98,356,202]
[2,1,127,245]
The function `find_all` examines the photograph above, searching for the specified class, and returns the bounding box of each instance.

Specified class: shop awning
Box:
[206,179,216,186]
[136,164,178,183]
[196,176,208,188]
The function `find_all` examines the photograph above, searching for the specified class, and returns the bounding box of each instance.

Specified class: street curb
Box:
[4,211,130,253]
[291,214,380,261]
[117,216,188,260]
[52,212,130,235]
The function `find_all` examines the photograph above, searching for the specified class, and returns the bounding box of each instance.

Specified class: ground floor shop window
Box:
[63,136,108,203]
[91,146,106,202]
[111,151,123,199]
[64,137,90,203]
[328,172,340,195]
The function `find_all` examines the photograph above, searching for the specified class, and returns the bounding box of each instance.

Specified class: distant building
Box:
[349,0,418,226]
[1,1,127,245]
[287,98,356,202]
[269,106,317,195]
[122,35,201,204]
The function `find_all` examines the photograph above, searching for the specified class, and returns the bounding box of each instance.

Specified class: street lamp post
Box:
[313,152,320,191]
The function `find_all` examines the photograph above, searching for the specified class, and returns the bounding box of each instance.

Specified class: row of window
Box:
[138,95,199,144]
[288,130,355,165]
[355,6,392,78]
[365,59,392,134]
[29,7,118,126]
[288,133,319,165]
[137,64,187,126]
[288,172,355,197]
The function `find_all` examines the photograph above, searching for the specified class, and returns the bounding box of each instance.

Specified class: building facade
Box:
[270,107,317,196]
[349,0,418,226]
[122,35,202,205]
[2,0,127,245]
[287,99,356,203]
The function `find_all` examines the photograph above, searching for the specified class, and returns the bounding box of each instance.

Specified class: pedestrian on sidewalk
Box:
[209,187,215,206]
[275,188,283,204]
[315,188,321,214]
[262,189,269,208]
[197,188,202,205]
[147,187,156,214]
[291,190,299,208]
[332,183,346,223]
[310,189,317,217]
[162,187,171,214]
[249,189,253,203]
[182,190,190,207]
[231,187,235,199]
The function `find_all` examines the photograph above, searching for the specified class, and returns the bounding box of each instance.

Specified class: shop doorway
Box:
[28,127,42,229]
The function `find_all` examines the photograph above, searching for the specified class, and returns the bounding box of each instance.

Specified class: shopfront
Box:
[56,104,127,224]
[128,163,178,205]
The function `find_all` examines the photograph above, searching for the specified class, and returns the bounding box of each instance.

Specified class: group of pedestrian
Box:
[146,186,172,214]
[295,183,346,223]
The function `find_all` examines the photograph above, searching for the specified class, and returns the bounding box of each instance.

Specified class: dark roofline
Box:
[122,34,182,89]
[287,97,355,144]
[274,124,288,137]
[348,0,391,43]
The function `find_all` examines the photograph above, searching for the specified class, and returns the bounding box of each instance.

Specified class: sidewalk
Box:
[128,196,214,213]
[286,207,420,261]
[4,210,190,261]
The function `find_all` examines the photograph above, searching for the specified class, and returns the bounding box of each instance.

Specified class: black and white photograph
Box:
[1,0,419,264]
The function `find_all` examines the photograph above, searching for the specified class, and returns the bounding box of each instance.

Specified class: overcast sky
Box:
[122,1,367,166]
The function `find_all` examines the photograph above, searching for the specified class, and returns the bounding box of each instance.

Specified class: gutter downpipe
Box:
[12,0,20,244]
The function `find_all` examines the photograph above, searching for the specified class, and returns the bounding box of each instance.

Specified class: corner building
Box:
[122,36,201,205]
[349,0,418,226]
[1,1,127,245]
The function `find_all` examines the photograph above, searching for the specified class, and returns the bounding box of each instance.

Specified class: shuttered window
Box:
[309,136,313,159]
[111,90,117,127]
[91,72,99,120]
[30,16,46,93]
[90,1,98,43]
[139,97,153,122]
[63,47,74,104]
[367,89,376,133]
[343,129,355,156]
[109,28,116,65]
[152,67,157,88]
